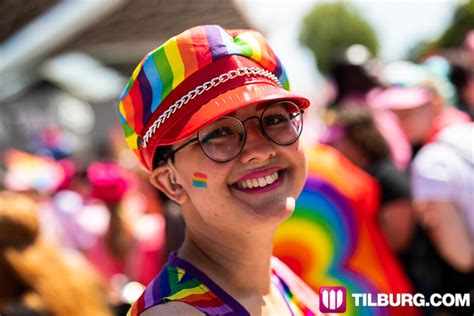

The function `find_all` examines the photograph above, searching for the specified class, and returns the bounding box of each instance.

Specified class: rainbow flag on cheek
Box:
[273,145,419,316]
[192,172,208,188]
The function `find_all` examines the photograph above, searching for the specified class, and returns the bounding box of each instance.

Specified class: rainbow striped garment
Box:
[118,24,290,161]
[127,252,325,315]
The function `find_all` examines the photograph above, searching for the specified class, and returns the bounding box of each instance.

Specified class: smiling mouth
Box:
[230,169,285,192]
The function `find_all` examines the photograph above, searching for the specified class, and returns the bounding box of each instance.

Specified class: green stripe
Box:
[152,48,174,101]
[192,181,207,188]
[123,122,134,137]
[234,37,253,57]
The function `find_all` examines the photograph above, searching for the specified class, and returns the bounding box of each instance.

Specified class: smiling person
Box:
[119,25,324,316]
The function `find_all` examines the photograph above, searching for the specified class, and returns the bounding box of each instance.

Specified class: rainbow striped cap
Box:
[118,25,310,170]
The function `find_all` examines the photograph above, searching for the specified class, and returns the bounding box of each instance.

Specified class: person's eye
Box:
[263,114,289,126]
[201,127,234,143]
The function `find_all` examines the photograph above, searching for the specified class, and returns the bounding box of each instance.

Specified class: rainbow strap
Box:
[118,25,289,159]
[127,253,322,315]
[127,252,246,316]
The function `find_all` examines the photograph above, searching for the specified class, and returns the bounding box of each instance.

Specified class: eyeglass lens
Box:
[197,101,303,162]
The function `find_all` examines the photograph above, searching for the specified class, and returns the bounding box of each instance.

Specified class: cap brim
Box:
[367,87,433,111]
[158,82,310,146]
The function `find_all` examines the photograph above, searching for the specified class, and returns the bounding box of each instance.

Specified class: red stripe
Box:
[193,172,207,179]
[190,27,212,68]
[129,81,144,132]
[131,295,144,316]
[179,293,226,308]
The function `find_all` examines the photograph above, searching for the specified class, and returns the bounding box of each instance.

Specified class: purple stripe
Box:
[205,25,228,61]
[144,280,156,308]
[151,271,164,306]
[168,252,250,315]
[274,57,283,80]
[137,69,152,127]
[200,304,233,314]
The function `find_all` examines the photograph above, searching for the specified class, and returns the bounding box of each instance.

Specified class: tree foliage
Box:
[436,0,474,49]
[299,2,379,75]
[409,0,474,60]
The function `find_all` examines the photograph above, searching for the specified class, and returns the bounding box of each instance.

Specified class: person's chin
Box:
[243,196,295,225]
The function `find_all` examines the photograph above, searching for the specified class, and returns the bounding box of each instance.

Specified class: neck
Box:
[177,225,276,296]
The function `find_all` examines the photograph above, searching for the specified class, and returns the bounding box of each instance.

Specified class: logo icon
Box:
[319,286,346,313]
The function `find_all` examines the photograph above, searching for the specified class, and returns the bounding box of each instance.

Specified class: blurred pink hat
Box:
[367,87,433,111]
[87,162,130,204]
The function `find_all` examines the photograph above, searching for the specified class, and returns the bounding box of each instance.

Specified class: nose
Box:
[238,117,276,164]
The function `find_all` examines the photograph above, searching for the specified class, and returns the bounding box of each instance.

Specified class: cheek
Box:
[287,144,308,191]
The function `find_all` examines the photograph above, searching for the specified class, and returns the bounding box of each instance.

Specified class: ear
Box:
[149,166,187,205]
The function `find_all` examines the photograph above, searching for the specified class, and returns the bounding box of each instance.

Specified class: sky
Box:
[237,0,465,98]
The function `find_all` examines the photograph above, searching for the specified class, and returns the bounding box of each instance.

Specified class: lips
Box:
[229,167,285,193]
[237,171,279,189]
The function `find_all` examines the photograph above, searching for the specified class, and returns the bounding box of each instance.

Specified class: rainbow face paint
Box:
[192,172,208,188]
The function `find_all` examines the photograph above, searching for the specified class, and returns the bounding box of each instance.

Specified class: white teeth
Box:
[265,175,273,184]
[237,171,280,189]
[246,179,253,188]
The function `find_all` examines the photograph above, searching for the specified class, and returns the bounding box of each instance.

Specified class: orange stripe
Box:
[177,30,199,78]
[122,94,136,131]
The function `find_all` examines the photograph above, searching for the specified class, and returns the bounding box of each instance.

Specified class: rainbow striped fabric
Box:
[118,25,290,162]
[273,145,419,316]
[127,252,324,315]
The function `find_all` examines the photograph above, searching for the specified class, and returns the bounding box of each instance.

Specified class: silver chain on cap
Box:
[141,67,282,148]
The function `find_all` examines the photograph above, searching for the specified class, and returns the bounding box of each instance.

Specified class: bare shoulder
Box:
[141,301,205,316]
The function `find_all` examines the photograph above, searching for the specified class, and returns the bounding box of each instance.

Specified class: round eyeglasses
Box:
[162,100,304,165]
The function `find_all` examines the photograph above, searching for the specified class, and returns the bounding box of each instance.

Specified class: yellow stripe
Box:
[167,286,209,300]
[239,32,262,61]
[177,267,185,282]
[119,101,126,118]
[125,134,138,150]
[164,38,185,89]
[131,63,142,80]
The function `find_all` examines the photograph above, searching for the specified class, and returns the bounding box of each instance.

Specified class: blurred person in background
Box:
[446,30,474,120]
[1,146,166,315]
[84,162,165,291]
[410,122,474,315]
[370,61,471,159]
[0,191,112,316]
[119,25,324,315]
[369,64,473,315]
[321,107,414,253]
[328,58,380,108]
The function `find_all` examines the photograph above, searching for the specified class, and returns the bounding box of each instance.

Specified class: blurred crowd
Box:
[0,29,473,316]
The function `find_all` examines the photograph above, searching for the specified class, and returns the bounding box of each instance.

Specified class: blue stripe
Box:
[119,112,127,124]
[119,78,133,100]
[192,181,207,188]
[143,56,163,113]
